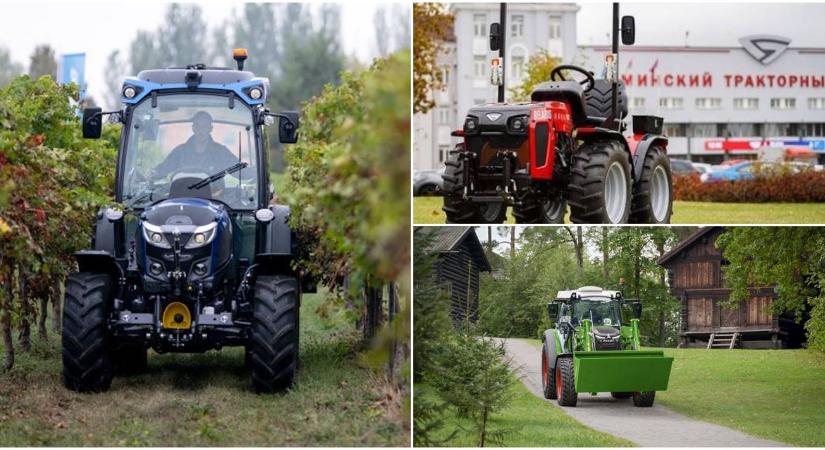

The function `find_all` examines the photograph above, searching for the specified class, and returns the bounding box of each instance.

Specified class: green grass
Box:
[521,338,825,446]
[0,293,408,446]
[416,378,632,447]
[414,196,825,224]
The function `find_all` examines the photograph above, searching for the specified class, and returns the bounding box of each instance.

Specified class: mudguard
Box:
[74,250,123,279]
[261,204,292,256]
[542,329,566,370]
[91,207,118,256]
[631,135,668,181]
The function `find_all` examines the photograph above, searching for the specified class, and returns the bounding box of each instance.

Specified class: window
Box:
[691,124,715,137]
[440,66,451,88]
[659,97,684,109]
[511,15,524,37]
[733,98,759,110]
[726,123,757,137]
[695,97,721,110]
[511,55,525,81]
[799,123,825,136]
[808,98,825,110]
[665,124,686,137]
[770,98,796,110]
[548,15,562,39]
[473,56,486,79]
[631,97,645,109]
[437,106,451,125]
[438,145,450,163]
[473,14,487,37]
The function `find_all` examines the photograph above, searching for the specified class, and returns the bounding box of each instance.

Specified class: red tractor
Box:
[442,4,672,224]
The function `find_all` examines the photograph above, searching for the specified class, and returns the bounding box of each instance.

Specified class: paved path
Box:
[500,338,787,447]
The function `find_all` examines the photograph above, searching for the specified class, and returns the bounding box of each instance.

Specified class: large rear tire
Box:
[62,273,113,393]
[513,194,565,224]
[541,346,558,399]
[568,141,632,224]
[248,275,299,393]
[630,146,672,224]
[633,391,656,407]
[555,356,577,406]
[442,154,506,224]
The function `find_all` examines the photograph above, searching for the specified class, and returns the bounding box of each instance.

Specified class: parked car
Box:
[700,161,799,182]
[669,158,700,176]
[413,169,444,196]
[691,162,713,174]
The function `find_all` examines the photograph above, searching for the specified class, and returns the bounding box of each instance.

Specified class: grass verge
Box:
[414,196,825,224]
[415,378,632,447]
[0,292,408,446]
[521,338,825,446]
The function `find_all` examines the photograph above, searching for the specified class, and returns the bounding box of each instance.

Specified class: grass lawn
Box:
[0,292,408,446]
[415,378,632,447]
[522,338,825,446]
[414,196,825,224]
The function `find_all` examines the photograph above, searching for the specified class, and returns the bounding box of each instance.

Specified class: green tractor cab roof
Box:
[555,286,622,301]
[120,66,269,107]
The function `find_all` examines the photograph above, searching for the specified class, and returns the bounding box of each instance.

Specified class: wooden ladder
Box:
[707,332,740,349]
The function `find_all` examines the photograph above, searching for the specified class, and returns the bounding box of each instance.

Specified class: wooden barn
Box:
[657,227,804,349]
[415,226,491,326]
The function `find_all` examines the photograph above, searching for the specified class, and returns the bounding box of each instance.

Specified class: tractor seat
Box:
[583,79,628,128]
[530,80,589,125]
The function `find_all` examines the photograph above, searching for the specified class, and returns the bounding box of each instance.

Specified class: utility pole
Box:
[498,3,506,102]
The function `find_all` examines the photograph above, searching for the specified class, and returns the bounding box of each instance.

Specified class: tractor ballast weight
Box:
[63,49,311,394]
[540,286,673,407]
[443,3,673,224]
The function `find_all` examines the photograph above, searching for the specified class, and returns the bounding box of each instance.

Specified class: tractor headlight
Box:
[142,222,170,249]
[508,115,529,134]
[249,87,263,100]
[184,222,217,249]
[463,116,479,135]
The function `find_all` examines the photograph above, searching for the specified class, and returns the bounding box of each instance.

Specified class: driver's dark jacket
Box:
[154,135,243,179]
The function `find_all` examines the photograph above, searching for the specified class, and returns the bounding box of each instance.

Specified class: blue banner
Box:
[60,53,86,101]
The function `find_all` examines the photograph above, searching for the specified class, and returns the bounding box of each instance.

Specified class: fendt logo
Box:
[739,34,792,65]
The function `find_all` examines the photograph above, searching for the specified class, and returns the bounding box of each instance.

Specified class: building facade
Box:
[579,39,825,163]
[414,3,580,170]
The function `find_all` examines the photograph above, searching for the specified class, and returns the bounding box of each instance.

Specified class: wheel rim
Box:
[650,165,670,222]
[605,161,628,223]
[542,197,564,222]
[480,203,503,222]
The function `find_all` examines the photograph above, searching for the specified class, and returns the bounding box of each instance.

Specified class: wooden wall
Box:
[435,241,481,326]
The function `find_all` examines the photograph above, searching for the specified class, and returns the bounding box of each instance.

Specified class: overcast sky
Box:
[0,1,406,102]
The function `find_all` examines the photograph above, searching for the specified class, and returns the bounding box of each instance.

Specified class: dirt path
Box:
[500,338,786,447]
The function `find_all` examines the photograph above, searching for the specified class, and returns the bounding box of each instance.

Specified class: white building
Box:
[414,3,580,170]
[579,38,825,163]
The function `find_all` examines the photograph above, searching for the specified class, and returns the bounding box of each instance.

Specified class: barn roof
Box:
[415,226,492,272]
[657,226,724,266]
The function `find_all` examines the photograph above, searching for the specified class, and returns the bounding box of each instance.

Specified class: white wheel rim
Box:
[605,162,628,223]
[650,165,670,222]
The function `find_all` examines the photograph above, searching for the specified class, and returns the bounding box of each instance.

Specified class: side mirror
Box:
[489,22,501,51]
[278,111,299,144]
[621,15,636,45]
[82,107,102,139]
[547,302,559,321]
[631,302,642,319]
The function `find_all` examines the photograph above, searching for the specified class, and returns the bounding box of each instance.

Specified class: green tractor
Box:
[540,286,673,407]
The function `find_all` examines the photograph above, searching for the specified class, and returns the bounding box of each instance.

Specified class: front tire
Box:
[633,391,656,407]
[442,154,507,224]
[62,273,113,393]
[541,346,557,399]
[513,194,566,224]
[556,356,577,406]
[630,146,672,224]
[248,275,299,393]
[568,141,632,224]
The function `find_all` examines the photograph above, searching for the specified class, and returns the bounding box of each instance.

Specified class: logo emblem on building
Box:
[739,35,791,65]
[485,113,502,122]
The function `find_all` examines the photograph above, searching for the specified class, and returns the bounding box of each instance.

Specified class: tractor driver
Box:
[153,111,254,186]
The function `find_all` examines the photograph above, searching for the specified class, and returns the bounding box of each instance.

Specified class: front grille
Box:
[534,122,549,167]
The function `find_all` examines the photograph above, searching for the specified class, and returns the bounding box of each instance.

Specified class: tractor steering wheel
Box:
[550,65,596,93]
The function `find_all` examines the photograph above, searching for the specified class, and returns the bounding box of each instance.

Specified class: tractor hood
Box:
[142,197,225,229]
[592,325,622,350]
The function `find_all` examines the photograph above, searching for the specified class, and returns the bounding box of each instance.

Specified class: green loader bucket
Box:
[573,350,673,393]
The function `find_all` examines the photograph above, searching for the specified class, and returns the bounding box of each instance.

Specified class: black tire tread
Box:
[556,356,577,407]
[248,275,299,393]
[541,346,558,400]
[568,141,631,224]
[633,391,656,407]
[61,272,113,393]
[442,155,506,224]
[629,145,673,224]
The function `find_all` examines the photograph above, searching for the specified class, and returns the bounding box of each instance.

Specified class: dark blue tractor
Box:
[64,49,312,393]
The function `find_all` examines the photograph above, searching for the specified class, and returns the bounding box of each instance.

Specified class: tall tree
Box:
[0,46,23,87]
[509,49,561,102]
[412,3,453,113]
[103,50,127,109]
[28,44,57,80]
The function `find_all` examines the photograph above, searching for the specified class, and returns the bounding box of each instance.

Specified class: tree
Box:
[103,50,127,109]
[28,44,57,80]
[0,46,23,87]
[413,3,453,113]
[509,49,561,102]
[374,5,411,57]
[717,228,825,350]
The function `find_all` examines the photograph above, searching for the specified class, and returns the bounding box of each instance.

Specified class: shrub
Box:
[674,171,825,203]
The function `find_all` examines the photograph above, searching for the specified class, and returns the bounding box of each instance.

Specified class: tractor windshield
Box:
[572,297,622,327]
[121,94,258,210]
